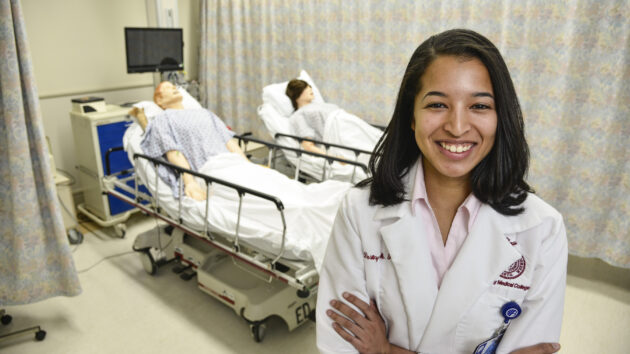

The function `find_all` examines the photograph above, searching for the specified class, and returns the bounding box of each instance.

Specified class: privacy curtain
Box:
[199,0,630,268]
[0,0,81,305]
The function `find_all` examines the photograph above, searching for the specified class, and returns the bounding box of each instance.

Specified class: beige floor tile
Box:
[2,214,629,353]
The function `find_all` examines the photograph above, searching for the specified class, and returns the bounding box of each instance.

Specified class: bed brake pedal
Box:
[180,270,196,281]
[172,263,192,274]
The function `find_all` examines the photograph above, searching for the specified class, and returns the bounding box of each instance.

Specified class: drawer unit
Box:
[70,104,148,230]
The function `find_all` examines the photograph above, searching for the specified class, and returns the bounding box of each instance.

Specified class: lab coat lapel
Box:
[376,160,438,350]
[418,204,522,351]
[379,207,438,351]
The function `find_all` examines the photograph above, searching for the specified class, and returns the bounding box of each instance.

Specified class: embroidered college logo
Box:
[500,256,526,279]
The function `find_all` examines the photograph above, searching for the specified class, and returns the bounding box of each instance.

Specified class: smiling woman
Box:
[411,55,498,241]
[412,56,497,186]
[316,29,568,354]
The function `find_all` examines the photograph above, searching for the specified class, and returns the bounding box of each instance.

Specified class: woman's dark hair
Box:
[358,28,532,216]
[285,79,310,110]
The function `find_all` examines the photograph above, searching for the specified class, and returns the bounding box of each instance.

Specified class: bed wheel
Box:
[250,322,267,343]
[297,288,310,298]
[140,250,157,275]
[67,228,84,245]
[114,224,126,238]
[35,330,47,341]
[1,314,12,325]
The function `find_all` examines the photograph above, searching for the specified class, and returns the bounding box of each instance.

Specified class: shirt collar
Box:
[410,160,429,216]
[410,159,483,229]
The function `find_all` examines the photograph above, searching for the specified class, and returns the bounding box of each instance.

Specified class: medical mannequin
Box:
[316,29,567,354]
[285,79,357,162]
[129,82,247,201]
[286,79,326,155]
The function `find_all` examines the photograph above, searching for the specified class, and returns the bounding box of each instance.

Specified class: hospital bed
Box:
[257,70,384,183]
[101,118,367,342]
[135,82,365,183]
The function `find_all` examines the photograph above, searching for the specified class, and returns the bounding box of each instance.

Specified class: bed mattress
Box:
[123,123,351,270]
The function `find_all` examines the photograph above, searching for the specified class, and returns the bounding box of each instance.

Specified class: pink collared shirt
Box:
[411,160,482,288]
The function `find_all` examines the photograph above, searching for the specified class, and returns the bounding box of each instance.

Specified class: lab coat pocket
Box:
[454,286,527,353]
[376,258,406,346]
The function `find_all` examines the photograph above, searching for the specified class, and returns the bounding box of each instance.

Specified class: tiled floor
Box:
[2,213,629,353]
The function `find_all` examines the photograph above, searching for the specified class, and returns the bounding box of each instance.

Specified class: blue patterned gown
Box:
[140,108,235,196]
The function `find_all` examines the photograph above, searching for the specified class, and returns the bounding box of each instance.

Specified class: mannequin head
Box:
[154,81,184,109]
[286,79,314,110]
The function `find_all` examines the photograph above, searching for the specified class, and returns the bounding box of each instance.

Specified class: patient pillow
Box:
[133,101,163,120]
[132,86,203,120]
[262,70,325,117]
[258,104,290,136]
[179,86,203,109]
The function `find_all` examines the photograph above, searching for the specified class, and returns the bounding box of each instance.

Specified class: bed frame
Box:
[101,137,367,342]
[271,132,376,183]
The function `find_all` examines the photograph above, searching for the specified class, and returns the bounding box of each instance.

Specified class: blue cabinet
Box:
[70,105,147,226]
[97,120,136,215]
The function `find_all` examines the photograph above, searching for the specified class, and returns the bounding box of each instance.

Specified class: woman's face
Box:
[411,55,497,182]
[296,86,314,108]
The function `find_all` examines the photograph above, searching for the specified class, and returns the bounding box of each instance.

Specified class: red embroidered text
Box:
[363,252,391,262]
[493,280,530,291]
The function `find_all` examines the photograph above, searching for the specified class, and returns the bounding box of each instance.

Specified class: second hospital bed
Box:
[258,70,384,183]
[103,118,358,341]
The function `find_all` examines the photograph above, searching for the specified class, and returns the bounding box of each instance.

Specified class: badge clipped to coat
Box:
[473,301,522,354]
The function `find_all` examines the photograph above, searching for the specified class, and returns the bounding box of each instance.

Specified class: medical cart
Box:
[70,104,139,237]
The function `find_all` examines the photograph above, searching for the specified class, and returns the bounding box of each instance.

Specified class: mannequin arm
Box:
[165,150,206,200]
[301,141,326,155]
[301,141,346,165]
[226,138,249,160]
[128,107,149,131]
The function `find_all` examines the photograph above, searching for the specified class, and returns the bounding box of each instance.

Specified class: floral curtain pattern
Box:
[199,0,630,268]
[0,0,81,305]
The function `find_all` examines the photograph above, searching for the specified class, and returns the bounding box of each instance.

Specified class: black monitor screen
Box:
[125,27,183,73]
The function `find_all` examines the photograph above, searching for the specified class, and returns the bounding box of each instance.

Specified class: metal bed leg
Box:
[294,158,302,180]
[233,192,244,252]
[203,181,211,239]
[351,152,359,182]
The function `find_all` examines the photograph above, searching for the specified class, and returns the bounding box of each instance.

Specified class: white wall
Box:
[22,0,200,195]
[179,0,200,80]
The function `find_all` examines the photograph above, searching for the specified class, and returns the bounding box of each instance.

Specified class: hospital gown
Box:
[289,102,339,141]
[140,108,235,196]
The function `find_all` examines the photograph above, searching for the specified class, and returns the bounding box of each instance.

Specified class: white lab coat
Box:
[316,161,567,354]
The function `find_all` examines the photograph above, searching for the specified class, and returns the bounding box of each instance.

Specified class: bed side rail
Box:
[105,146,130,176]
[102,149,318,292]
[235,134,368,182]
[104,179,317,293]
[133,152,290,266]
[134,153,285,211]
[273,132,373,157]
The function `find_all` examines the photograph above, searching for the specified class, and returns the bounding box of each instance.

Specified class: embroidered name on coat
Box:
[500,256,526,279]
[363,252,391,262]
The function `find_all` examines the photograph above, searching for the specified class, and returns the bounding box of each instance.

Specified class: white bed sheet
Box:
[258,70,383,182]
[123,123,351,270]
[258,103,350,181]
[323,109,383,165]
[258,103,380,182]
